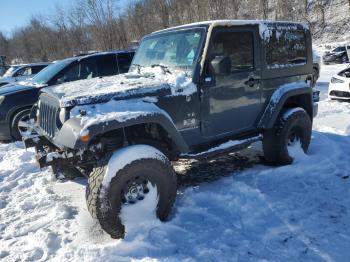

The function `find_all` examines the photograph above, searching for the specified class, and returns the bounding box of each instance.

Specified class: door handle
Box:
[245,77,260,87]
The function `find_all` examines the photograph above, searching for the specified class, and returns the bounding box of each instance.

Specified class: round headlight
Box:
[59,108,67,124]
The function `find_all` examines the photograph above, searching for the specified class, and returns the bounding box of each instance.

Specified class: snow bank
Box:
[120,182,160,237]
[1,64,350,261]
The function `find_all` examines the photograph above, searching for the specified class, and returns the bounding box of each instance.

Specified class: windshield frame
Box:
[129,26,208,77]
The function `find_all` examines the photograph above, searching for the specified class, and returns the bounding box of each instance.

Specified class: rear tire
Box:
[11,109,31,141]
[262,108,312,165]
[86,145,177,239]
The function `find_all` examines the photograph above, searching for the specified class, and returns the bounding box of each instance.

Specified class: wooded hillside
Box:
[0,0,349,63]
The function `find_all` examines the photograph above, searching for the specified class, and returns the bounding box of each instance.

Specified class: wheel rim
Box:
[17,114,30,134]
[122,176,151,205]
[287,128,301,147]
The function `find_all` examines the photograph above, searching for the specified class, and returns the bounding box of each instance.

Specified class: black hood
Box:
[0,83,36,96]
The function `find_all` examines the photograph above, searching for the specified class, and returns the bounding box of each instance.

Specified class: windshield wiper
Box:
[151,64,172,74]
[132,63,144,73]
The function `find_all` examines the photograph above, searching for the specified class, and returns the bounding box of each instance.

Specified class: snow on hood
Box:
[44,67,197,108]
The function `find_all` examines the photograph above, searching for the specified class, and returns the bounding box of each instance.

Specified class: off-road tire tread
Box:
[11,109,31,141]
[263,108,311,165]
[86,152,177,239]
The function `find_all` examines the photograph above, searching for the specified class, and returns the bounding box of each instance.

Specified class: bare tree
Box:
[1,0,349,63]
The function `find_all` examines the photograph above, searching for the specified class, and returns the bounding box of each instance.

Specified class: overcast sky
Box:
[0,0,129,37]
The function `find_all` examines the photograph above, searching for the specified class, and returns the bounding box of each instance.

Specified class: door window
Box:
[31,65,47,74]
[96,55,118,77]
[117,53,134,73]
[80,58,98,79]
[52,63,80,84]
[211,31,254,72]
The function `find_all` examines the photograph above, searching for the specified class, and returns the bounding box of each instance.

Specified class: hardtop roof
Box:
[151,20,308,35]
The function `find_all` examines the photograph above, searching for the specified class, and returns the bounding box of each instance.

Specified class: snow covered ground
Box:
[1,63,350,261]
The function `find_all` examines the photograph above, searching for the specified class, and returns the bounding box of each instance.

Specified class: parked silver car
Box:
[0,62,50,87]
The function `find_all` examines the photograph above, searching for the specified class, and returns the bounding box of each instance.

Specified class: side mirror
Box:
[210,56,231,76]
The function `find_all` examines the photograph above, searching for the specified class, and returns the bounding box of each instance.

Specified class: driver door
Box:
[201,26,263,138]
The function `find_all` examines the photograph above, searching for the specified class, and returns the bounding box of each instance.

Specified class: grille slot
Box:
[38,97,59,137]
[329,90,350,98]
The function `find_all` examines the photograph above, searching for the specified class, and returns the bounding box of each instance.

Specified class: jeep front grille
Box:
[38,95,60,138]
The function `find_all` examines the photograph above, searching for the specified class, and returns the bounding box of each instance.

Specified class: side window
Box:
[117,53,134,73]
[211,31,254,72]
[31,65,46,74]
[96,55,118,77]
[80,58,98,79]
[52,63,80,84]
[14,67,32,77]
[265,29,307,68]
[62,63,79,82]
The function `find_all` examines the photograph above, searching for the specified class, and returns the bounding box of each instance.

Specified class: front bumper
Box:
[0,120,12,141]
[22,132,70,168]
[328,82,350,100]
[23,127,100,169]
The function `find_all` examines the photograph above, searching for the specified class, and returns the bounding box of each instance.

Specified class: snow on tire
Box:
[85,145,177,239]
[262,107,312,165]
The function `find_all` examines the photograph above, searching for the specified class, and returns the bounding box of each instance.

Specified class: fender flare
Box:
[54,110,189,153]
[258,83,313,130]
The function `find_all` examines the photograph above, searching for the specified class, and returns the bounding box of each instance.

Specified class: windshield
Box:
[333,46,345,52]
[130,28,205,75]
[31,59,73,85]
[3,66,20,77]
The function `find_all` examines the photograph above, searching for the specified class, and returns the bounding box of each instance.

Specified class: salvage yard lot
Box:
[1,63,350,261]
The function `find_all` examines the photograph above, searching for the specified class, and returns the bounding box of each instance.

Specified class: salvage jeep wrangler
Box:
[24,20,319,239]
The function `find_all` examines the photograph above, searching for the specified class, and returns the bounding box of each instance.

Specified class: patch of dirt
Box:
[174,148,262,187]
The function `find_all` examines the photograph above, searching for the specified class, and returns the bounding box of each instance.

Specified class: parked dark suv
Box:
[0,50,134,141]
[323,46,349,64]
[25,20,318,239]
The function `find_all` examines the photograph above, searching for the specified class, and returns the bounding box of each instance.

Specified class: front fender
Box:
[258,82,313,130]
[54,101,189,153]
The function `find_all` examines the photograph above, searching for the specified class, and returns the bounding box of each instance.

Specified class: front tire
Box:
[86,145,177,239]
[11,109,31,141]
[262,108,312,165]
